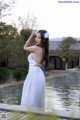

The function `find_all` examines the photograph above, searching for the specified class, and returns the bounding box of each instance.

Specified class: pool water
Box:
[45,72,80,112]
[0,72,80,112]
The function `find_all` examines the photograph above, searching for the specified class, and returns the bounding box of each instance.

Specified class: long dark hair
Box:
[37,30,49,68]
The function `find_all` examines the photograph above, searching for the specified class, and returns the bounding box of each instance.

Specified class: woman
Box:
[21,29,49,110]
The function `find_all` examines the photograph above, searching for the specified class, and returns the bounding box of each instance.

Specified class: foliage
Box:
[0,22,18,43]
[18,15,38,29]
[75,66,80,70]
[0,22,19,61]
[6,110,58,120]
[0,22,32,68]
[0,0,15,20]
[45,63,54,71]
[58,37,77,51]
[58,37,78,69]
[0,67,10,83]
[13,67,28,81]
[20,29,32,42]
[0,12,39,68]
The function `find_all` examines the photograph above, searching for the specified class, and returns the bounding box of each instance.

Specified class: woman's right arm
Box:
[23,32,34,49]
[23,30,37,52]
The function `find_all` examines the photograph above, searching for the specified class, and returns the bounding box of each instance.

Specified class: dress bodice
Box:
[28,54,42,67]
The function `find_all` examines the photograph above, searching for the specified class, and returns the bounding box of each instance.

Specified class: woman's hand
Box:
[31,30,37,38]
[23,30,38,50]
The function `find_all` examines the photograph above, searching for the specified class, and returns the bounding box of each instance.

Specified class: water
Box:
[0,72,80,112]
[45,72,80,112]
[0,84,22,104]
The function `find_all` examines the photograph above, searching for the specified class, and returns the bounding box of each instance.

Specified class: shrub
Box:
[45,63,54,71]
[0,67,10,83]
[13,67,28,81]
[75,66,80,70]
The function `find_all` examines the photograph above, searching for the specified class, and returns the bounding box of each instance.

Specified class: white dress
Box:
[21,54,45,110]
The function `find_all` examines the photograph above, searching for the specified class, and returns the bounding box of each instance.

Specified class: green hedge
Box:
[13,67,28,81]
[75,66,80,70]
[0,67,10,83]
[45,63,54,71]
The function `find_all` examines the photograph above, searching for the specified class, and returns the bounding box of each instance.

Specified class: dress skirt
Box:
[21,66,45,110]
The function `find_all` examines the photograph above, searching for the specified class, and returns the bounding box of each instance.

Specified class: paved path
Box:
[46,70,66,79]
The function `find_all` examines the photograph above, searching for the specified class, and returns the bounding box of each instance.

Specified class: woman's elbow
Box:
[23,46,26,50]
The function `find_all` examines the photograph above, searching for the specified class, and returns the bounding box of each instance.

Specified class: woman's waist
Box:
[29,65,45,74]
[29,63,42,67]
[29,66,42,70]
[29,64,44,70]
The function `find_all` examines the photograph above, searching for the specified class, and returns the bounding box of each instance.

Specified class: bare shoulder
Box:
[23,45,38,52]
[35,46,43,53]
[32,46,43,55]
[31,45,42,53]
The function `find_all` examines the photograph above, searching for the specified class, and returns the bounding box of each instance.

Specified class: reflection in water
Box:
[45,73,80,112]
[0,73,80,112]
[0,84,23,104]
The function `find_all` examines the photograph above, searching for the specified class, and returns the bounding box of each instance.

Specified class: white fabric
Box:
[21,54,45,110]
[44,32,49,38]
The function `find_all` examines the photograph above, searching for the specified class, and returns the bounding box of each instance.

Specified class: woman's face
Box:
[35,33,42,46]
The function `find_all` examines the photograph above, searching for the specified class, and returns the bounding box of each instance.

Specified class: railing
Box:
[0,103,80,120]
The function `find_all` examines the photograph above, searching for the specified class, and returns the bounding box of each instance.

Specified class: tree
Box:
[0,22,18,65]
[58,37,77,70]
[0,0,15,21]
[0,22,28,68]
[20,29,32,42]
[18,14,39,30]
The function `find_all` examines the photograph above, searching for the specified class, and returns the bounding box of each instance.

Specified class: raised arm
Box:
[23,30,37,52]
